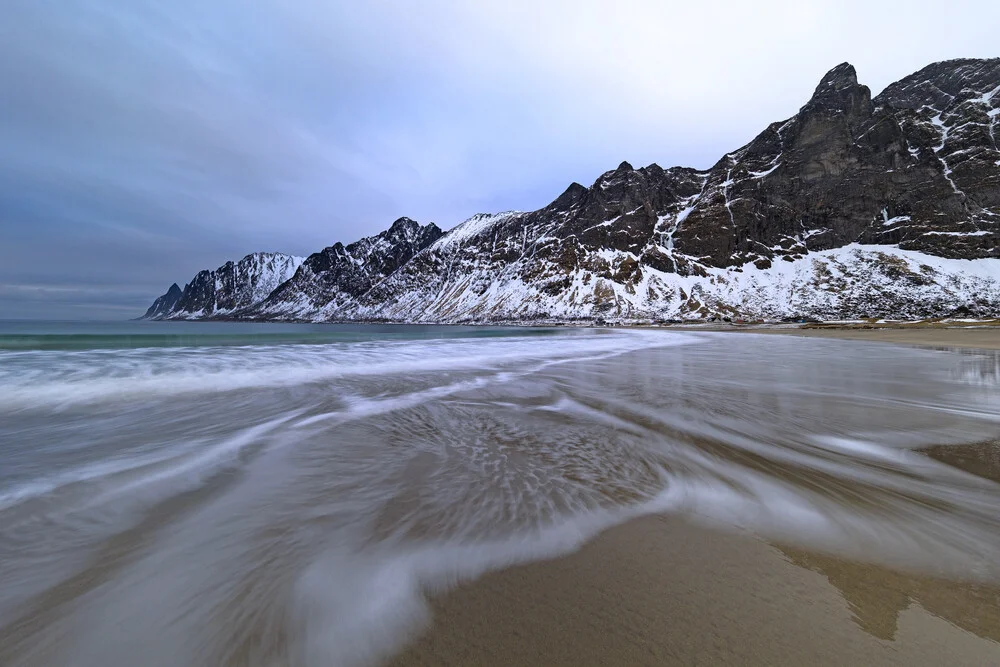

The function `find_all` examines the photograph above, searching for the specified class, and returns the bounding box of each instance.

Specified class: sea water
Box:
[1,321,999,666]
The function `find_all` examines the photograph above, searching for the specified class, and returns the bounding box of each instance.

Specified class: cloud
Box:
[1,0,998,318]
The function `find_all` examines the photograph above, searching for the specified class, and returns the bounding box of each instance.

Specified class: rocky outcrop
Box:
[872,58,1000,256]
[143,283,182,319]
[145,59,1000,323]
[669,60,999,270]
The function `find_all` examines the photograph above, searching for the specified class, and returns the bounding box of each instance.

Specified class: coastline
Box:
[390,514,1000,667]
[131,317,1000,352]
[699,323,1000,351]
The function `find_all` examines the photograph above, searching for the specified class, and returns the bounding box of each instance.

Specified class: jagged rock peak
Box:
[387,216,420,233]
[549,182,589,211]
[383,216,442,245]
[815,62,859,92]
[143,283,183,319]
[595,161,640,188]
[801,62,872,121]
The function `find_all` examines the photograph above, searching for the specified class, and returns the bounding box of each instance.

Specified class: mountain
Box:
[251,217,443,320]
[145,58,1000,323]
[143,283,183,319]
[145,252,304,320]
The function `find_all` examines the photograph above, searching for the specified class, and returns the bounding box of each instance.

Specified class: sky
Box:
[1,0,998,319]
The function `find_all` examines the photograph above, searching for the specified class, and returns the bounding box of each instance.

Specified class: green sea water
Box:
[0,320,565,350]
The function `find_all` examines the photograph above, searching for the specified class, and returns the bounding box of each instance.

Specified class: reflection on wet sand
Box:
[770,440,1000,645]
[392,514,1000,667]
[780,440,1000,645]
[779,545,1000,643]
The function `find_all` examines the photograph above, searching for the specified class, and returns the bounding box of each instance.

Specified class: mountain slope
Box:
[145,58,1000,323]
[248,217,443,320]
[146,252,304,319]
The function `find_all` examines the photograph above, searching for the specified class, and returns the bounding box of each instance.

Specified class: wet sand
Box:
[391,514,1000,667]
[731,324,1000,351]
[391,329,1000,666]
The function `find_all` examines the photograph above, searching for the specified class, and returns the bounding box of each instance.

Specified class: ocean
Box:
[1,321,999,666]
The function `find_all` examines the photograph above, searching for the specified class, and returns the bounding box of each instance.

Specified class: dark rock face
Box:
[173,270,216,315]
[671,59,1000,268]
[143,283,182,319]
[145,59,1000,322]
[873,58,1000,255]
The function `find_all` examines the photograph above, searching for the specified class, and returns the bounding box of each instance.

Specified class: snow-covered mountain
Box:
[145,58,1000,323]
[143,252,304,319]
[250,217,443,320]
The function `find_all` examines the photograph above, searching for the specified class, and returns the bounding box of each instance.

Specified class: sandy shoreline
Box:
[390,329,1000,666]
[391,514,1000,666]
[731,325,1000,351]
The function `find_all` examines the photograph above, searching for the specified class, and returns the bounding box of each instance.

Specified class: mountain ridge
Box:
[144,252,305,320]
[144,58,1000,323]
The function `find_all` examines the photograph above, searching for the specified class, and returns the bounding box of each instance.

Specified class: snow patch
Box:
[923,230,991,237]
[438,212,520,249]
[748,162,781,179]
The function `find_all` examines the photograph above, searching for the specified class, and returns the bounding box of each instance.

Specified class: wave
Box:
[285,487,684,667]
[0,331,698,514]
[0,414,300,523]
[3,329,1000,667]
[0,330,696,410]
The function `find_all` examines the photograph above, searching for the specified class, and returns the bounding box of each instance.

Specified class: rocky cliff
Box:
[145,58,1000,322]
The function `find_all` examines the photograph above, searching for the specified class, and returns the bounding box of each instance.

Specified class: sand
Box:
[747,325,1000,351]
[389,328,1000,666]
[390,515,1000,667]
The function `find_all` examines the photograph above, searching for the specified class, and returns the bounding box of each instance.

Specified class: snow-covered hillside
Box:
[354,243,1000,322]
[145,58,1000,323]
[144,252,304,319]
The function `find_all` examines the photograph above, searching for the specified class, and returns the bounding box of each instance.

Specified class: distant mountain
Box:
[251,217,442,320]
[145,252,304,319]
[145,58,1000,322]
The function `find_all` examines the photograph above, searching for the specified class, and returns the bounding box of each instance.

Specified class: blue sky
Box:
[2,0,998,318]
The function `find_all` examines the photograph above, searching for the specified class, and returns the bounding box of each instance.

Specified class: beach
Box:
[392,514,1000,667]
[754,324,1000,351]
[392,326,1000,667]
[2,323,999,666]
